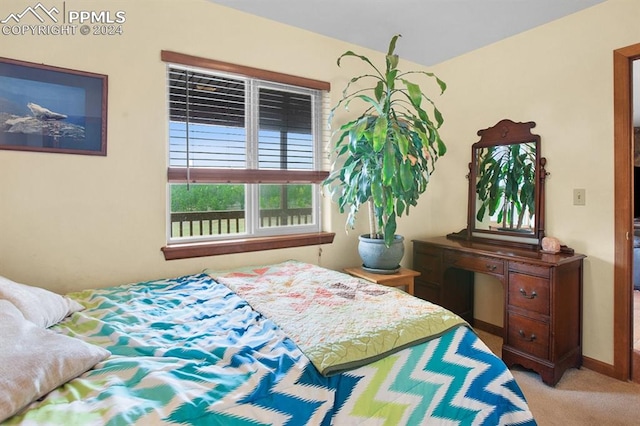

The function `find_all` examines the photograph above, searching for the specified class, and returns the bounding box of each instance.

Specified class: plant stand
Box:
[343,267,420,296]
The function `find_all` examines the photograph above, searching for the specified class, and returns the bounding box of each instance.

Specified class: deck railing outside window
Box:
[171,208,313,238]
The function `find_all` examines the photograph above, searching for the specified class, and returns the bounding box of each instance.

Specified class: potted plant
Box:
[323,34,447,272]
[475,142,536,232]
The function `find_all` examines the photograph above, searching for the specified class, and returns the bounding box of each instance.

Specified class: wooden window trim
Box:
[161,50,330,91]
[162,232,335,260]
[168,168,329,184]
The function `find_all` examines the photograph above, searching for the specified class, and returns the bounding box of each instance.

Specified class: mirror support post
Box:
[538,157,548,243]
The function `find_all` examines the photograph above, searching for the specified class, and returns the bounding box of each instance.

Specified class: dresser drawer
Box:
[414,279,440,304]
[509,261,550,278]
[413,244,442,278]
[507,312,550,360]
[508,272,550,316]
[444,250,504,276]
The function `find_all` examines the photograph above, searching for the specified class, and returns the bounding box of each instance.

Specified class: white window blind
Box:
[168,67,247,169]
[167,65,326,180]
[258,87,314,170]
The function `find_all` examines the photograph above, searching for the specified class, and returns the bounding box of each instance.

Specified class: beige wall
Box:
[417,0,639,365]
[0,0,636,366]
[0,0,366,293]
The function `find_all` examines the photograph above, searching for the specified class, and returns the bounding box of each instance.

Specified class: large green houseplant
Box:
[324,35,447,269]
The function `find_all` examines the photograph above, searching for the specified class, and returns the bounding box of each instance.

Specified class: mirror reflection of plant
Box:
[323,34,447,247]
[475,142,536,230]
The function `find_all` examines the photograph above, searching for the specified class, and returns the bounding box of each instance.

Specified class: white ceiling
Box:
[210,0,605,67]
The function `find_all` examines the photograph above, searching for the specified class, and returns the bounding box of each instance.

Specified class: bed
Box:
[0,260,536,425]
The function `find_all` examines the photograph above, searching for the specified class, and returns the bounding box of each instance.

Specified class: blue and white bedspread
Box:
[5,270,536,425]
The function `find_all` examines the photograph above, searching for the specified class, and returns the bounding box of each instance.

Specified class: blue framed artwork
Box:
[0,57,107,155]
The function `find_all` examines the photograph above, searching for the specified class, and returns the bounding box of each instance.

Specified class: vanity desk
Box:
[412,236,585,386]
[423,119,586,386]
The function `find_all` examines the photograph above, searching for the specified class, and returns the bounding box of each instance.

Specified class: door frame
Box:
[613,43,640,381]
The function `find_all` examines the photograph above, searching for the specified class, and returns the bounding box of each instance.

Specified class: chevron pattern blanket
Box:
[4,270,536,425]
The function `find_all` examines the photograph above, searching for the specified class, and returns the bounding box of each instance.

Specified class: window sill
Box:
[162,232,335,260]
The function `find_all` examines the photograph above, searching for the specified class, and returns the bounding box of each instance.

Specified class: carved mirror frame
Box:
[449,119,546,249]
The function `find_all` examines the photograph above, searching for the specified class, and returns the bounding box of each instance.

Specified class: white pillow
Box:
[0,300,110,422]
[0,275,83,328]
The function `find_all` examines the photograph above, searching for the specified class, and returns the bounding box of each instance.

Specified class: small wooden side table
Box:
[344,267,420,295]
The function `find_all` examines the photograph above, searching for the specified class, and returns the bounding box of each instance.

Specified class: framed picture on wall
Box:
[0,57,107,156]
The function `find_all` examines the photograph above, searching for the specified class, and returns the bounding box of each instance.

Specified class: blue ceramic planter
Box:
[358,234,404,274]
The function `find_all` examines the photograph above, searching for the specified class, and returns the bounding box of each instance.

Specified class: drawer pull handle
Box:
[518,330,536,342]
[519,288,537,299]
[485,264,497,271]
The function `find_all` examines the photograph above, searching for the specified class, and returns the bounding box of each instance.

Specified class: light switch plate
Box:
[573,188,586,206]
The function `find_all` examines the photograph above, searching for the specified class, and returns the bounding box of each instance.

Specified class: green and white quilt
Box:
[4,262,536,425]
[206,261,467,376]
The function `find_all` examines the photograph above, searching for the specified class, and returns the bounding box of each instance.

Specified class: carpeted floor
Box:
[475,329,640,425]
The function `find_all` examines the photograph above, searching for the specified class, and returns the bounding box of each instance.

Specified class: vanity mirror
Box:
[449,119,546,248]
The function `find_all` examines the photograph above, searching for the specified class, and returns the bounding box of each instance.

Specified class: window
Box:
[161,51,333,259]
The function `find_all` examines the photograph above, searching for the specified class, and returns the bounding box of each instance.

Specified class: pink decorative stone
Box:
[541,236,561,253]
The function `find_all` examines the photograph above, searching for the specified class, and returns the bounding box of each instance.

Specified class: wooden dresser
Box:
[412,236,585,386]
